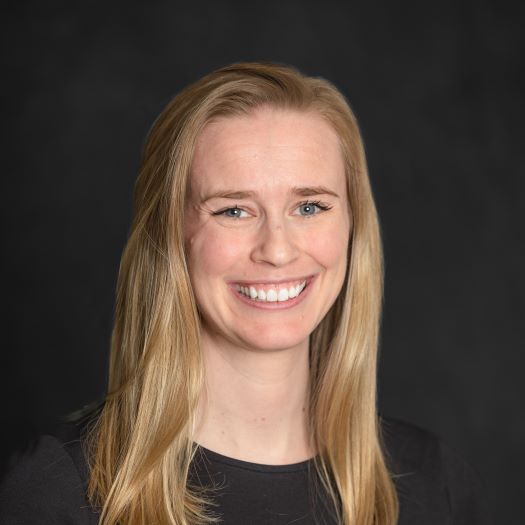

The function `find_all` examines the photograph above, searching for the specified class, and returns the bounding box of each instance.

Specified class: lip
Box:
[227,275,314,286]
[228,274,317,310]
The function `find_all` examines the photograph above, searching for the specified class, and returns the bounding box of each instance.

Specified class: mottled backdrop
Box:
[2,0,523,522]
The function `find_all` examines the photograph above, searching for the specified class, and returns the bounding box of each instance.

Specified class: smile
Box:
[228,275,317,310]
[235,279,307,302]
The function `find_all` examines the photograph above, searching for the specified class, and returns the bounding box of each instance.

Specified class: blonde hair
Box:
[86,62,399,524]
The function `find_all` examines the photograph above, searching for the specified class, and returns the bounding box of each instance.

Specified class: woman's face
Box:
[184,107,351,353]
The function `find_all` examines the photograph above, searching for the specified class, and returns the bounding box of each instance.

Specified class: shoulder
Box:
[379,416,442,472]
[0,409,100,525]
[379,416,493,525]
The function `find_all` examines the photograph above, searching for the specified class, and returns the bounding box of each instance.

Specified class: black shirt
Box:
[0,416,492,524]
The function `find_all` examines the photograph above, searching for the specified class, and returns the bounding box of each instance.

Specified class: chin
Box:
[236,326,310,353]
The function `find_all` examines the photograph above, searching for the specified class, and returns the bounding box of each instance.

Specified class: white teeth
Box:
[266,289,278,302]
[236,280,308,302]
[277,288,289,301]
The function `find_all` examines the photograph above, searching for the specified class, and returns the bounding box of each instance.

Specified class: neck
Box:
[193,330,315,465]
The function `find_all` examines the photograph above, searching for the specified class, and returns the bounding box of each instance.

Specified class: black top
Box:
[0,414,492,524]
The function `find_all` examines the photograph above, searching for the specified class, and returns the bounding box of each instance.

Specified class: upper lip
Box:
[228,274,315,285]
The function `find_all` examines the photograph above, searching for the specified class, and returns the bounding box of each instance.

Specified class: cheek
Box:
[306,222,350,274]
[186,227,247,278]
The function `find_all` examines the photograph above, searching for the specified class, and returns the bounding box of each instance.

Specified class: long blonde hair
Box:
[86,62,399,524]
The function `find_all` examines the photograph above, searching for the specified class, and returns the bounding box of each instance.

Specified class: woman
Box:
[0,62,490,524]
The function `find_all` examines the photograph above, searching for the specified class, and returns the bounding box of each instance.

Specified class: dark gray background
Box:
[2,0,523,522]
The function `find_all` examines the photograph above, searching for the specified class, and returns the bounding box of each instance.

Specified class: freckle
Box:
[261,417,266,422]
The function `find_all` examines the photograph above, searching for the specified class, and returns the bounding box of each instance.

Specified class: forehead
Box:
[190,108,346,194]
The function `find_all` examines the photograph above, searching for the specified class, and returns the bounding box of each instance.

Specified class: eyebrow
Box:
[201,186,340,202]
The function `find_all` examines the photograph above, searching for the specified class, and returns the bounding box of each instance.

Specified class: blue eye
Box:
[212,201,331,219]
[296,201,332,216]
[298,203,318,216]
[225,207,242,218]
[212,206,248,219]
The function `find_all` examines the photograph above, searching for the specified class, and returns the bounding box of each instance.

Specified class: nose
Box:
[250,218,300,267]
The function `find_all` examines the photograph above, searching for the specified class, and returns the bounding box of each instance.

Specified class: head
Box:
[93,62,395,525]
[128,62,381,368]
[183,105,351,355]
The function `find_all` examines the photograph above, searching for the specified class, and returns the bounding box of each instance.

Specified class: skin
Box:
[184,106,351,464]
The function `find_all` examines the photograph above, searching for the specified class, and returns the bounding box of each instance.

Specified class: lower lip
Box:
[229,276,316,310]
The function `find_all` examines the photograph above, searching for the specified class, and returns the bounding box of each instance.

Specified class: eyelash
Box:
[211,200,333,218]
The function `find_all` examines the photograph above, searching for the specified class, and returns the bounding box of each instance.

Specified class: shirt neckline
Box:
[193,443,317,473]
